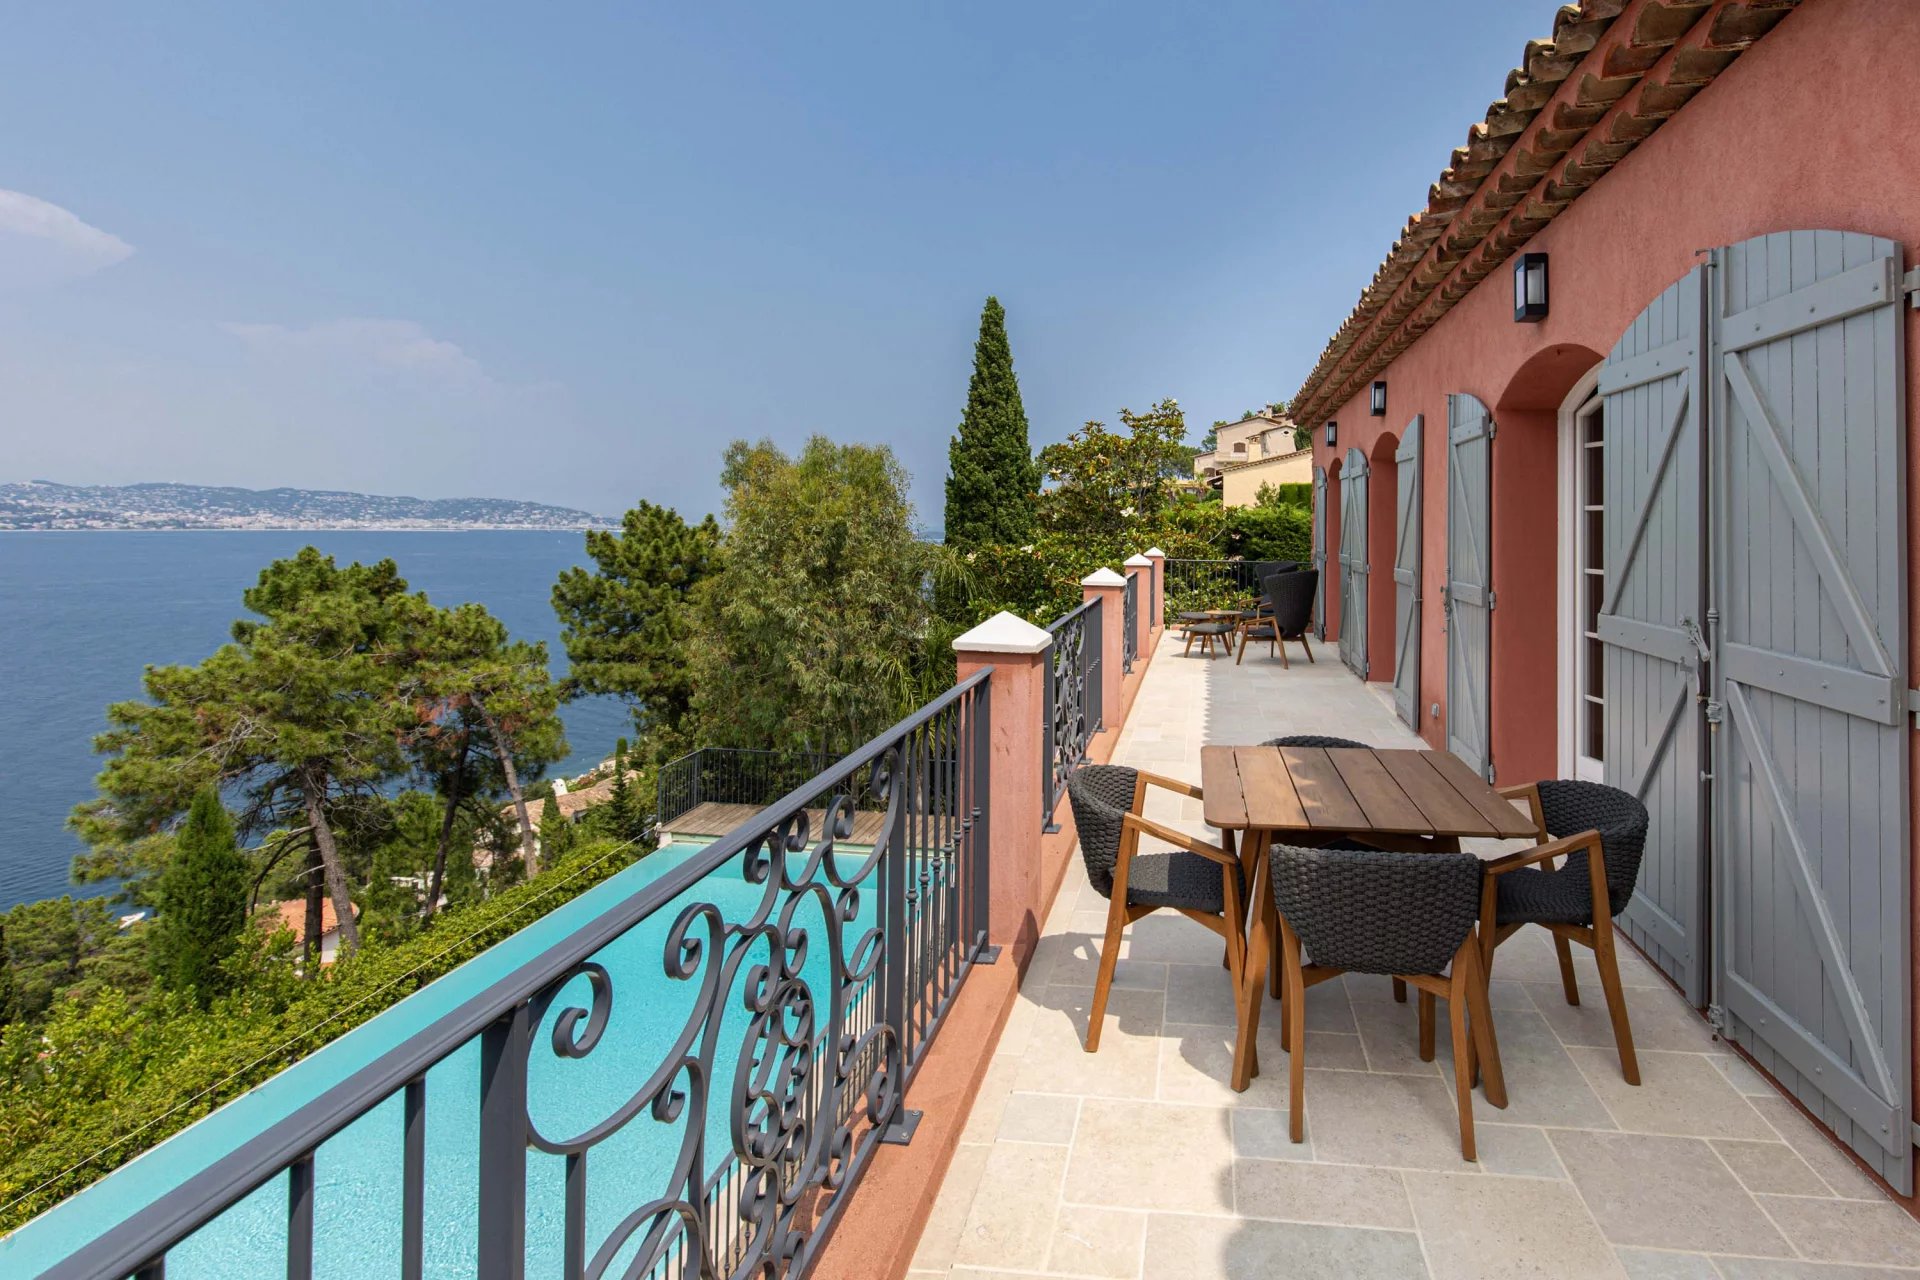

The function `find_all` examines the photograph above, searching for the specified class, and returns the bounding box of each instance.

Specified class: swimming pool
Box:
[160,840,871,1278]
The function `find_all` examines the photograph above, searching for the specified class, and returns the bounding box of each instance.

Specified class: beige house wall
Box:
[1219,448,1312,508]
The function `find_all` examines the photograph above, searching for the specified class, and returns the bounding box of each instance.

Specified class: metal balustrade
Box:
[11,674,994,1280]
[1042,598,1100,833]
[1121,571,1139,674]
[1161,558,1264,620]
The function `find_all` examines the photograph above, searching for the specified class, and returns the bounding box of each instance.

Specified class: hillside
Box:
[0,481,613,531]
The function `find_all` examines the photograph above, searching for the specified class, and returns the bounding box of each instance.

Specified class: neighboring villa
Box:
[1191,410,1311,506]
[258,897,358,967]
[1189,409,1291,480]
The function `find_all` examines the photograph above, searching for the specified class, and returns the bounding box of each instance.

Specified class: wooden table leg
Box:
[1231,836,1272,1091]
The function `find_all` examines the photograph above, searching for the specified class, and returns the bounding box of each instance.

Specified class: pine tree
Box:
[538,793,575,863]
[149,789,249,1008]
[552,502,721,755]
[944,296,1039,548]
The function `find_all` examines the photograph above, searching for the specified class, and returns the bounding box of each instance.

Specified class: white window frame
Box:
[1556,365,1605,783]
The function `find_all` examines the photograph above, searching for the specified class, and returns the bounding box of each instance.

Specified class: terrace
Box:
[907,627,1920,1279]
[6,557,1917,1278]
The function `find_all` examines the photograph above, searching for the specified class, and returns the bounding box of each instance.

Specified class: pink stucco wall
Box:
[1313,0,1920,782]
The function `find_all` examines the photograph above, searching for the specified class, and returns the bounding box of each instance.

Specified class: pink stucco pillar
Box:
[952,611,1052,955]
[1082,568,1127,728]
[1144,547,1166,632]
[1124,554,1154,655]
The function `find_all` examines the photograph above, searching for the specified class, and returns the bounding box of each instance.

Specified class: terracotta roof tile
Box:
[1288,0,1801,426]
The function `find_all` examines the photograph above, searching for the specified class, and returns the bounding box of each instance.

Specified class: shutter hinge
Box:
[1706,1003,1727,1033]
[1908,688,1920,731]
[1487,589,1497,611]
[1904,267,1920,308]
[1704,699,1727,725]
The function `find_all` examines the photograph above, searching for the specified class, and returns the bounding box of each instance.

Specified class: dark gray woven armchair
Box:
[1234,843,1506,1161]
[1237,571,1318,667]
[1066,764,1246,1054]
[1261,734,1366,750]
[1484,779,1650,1085]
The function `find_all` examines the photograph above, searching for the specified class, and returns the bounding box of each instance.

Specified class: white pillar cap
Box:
[1144,547,1166,558]
[1123,554,1152,567]
[952,610,1053,655]
[1080,567,1128,587]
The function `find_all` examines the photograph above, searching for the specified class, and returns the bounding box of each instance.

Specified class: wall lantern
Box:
[1324,420,1338,447]
[1369,381,1387,416]
[1514,251,1549,322]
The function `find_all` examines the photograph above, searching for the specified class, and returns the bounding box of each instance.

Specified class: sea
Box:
[0,531,631,914]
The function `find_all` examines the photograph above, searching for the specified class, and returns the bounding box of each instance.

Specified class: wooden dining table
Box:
[1199,743,1539,1091]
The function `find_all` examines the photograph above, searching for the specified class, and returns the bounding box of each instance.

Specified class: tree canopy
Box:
[552,501,721,755]
[691,436,934,755]
[944,296,1038,548]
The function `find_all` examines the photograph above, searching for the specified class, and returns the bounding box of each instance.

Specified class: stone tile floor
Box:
[909,632,1920,1279]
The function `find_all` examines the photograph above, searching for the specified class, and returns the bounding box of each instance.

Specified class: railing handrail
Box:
[5,669,996,1280]
[1045,598,1098,635]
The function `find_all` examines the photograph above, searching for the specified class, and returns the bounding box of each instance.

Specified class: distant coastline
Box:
[1,480,616,533]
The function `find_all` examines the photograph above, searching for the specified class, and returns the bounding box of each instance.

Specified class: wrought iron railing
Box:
[9,674,994,1280]
[1162,558,1268,619]
[1042,598,1101,832]
[656,748,844,831]
[1121,571,1139,674]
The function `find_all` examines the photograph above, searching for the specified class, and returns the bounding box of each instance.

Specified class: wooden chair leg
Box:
[1233,841,1272,1091]
[1392,976,1408,1003]
[1418,991,1437,1061]
[1446,962,1478,1162]
[1553,932,1581,1006]
[1300,633,1315,663]
[1591,922,1641,1085]
[1276,636,1289,669]
[1183,631,1195,656]
[1085,895,1128,1053]
[1282,923,1307,1142]
[1461,944,1507,1109]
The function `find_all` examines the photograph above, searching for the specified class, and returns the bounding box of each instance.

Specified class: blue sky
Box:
[0,2,1547,524]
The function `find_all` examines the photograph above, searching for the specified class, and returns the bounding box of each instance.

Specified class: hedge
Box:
[0,838,641,1232]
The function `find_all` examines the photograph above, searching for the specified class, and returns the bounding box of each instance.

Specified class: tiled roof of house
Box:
[1287,0,1801,426]
[261,896,357,946]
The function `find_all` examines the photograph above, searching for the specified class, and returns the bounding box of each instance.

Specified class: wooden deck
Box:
[668,800,890,847]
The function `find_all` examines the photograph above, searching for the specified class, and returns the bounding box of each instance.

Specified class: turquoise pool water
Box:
[162,841,869,1278]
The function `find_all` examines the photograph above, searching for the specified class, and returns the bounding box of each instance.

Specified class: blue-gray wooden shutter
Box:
[1392,416,1423,726]
[1339,447,1370,678]
[1709,230,1910,1193]
[1311,465,1327,636]
[1444,395,1493,778]
[1598,265,1711,1004]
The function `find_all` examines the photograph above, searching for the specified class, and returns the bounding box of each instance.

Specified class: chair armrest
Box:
[1138,770,1202,799]
[1484,829,1600,876]
[1121,812,1236,867]
[1495,782,1546,838]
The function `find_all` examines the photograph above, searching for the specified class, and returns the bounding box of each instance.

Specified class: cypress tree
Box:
[0,919,17,1029]
[149,788,249,1008]
[606,739,638,842]
[944,296,1038,547]
[538,793,575,862]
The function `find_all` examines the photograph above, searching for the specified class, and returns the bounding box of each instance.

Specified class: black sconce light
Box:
[1324,420,1338,447]
[1369,381,1387,416]
[1514,251,1549,322]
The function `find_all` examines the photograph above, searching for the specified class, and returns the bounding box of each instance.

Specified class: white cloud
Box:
[0,189,135,287]
[222,317,489,385]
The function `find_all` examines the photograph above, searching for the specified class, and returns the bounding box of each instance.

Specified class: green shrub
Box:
[0,837,641,1231]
